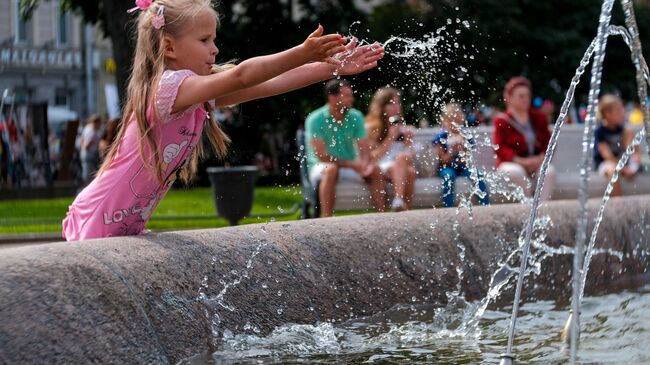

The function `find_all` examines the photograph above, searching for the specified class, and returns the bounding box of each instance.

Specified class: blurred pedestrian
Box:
[307,79,386,216]
[79,114,103,185]
[99,117,120,160]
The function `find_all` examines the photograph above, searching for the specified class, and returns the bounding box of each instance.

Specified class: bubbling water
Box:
[195,4,650,363]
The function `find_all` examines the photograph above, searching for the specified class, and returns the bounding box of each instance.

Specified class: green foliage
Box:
[17,0,650,165]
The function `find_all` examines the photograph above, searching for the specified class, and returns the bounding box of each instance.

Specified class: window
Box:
[58,11,69,46]
[13,88,30,104]
[54,88,69,107]
[13,0,32,44]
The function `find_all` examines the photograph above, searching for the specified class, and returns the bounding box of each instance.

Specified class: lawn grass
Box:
[0,185,306,235]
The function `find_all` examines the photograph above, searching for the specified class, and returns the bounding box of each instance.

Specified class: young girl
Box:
[364,87,416,211]
[433,103,489,207]
[62,0,384,241]
[594,94,641,196]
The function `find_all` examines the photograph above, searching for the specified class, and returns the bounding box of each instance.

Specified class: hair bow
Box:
[127,0,165,29]
[128,0,153,13]
[151,6,165,29]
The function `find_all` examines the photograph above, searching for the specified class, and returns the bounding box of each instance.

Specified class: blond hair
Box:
[99,0,230,185]
[441,102,465,126]
[599,94,623,117]
[365,87,401,144]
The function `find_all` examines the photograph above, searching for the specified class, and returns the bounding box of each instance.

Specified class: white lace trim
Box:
[155,69,203,124]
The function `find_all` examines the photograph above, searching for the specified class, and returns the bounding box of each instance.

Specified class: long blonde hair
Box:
[99,0,230,184]
[365,87,401,144]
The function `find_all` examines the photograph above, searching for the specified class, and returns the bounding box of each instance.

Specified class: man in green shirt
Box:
[306,79,385,217]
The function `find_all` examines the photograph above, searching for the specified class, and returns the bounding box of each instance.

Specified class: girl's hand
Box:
[302,25,347,65]
[334,39,385,75]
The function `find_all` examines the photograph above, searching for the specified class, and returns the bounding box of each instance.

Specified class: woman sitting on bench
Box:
[364,87,416,211]
[492,76,556,201]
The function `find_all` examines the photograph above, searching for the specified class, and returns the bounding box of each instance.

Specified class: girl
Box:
[364,87,416,211]
[594,94,641,196]
[62,0,384,241]
[432,103,489,208]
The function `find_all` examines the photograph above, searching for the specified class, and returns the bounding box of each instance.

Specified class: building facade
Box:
[0,0,114,122]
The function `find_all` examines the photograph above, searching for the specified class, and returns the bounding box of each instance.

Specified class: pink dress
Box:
[63,69,211,241]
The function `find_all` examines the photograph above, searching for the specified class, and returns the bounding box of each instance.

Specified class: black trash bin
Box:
[207,166,258,226]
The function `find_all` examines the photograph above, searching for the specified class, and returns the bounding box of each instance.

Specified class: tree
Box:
[24,0,650,180]
[368,0,650,115]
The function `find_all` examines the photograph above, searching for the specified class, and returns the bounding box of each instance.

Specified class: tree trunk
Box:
[102,0,134,111]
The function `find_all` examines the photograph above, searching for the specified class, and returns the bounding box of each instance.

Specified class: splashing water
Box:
[198,232,269,345]
[190,5,650,363]
[496,0,650,363]
[579,129,646,304]
[341,19,480,113]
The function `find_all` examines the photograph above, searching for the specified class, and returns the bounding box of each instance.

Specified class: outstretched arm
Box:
[213,40,385,106]
[173,26,346,113]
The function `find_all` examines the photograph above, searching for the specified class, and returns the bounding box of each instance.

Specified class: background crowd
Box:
[2,0,650,202]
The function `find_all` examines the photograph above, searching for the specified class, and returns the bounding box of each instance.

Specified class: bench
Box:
[298,124,650,216]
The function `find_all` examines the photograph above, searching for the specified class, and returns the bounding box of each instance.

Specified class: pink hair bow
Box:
[128,0,153,13]
[151,6,165,29]
[127,0,165,29]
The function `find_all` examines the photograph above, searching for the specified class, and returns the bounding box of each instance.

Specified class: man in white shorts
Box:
[305,79,385,217]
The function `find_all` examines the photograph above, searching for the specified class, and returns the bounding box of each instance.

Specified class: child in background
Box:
[594,94,641,197]
[62,0,384,240]
[432,103,489,208]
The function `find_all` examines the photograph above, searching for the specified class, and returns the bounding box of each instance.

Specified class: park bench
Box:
[298,124,650,217]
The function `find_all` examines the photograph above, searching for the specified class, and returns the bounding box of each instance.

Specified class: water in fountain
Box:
[491,0,647,361]
[187,3,650,363]
[579,129,646,305]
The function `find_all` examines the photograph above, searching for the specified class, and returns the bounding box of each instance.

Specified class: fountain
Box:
[0,198,648,364]
[0,1,649,364]
[497,0,650,363]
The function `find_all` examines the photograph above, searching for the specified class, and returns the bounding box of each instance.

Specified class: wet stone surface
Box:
[0,196,648,364]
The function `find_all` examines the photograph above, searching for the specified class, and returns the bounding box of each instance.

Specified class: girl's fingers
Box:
[365,50,384,62]
[321,39,345,50]
[327,45,347,57]
[344,37,358,51]
[324,56,342,66]
[364,61,378,71]
[317,34,344,44]
[308,24,324,38]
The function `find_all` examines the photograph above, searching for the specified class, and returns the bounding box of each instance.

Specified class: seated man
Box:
[306,79,385,217]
